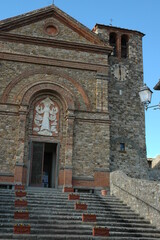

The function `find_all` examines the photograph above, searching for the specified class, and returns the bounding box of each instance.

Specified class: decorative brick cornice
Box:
[0,51,108,72]
[75,118,110,124]
[96,73,109,81]
[75,110,110,121]
[0,32,112,54]
[0,103,19,115]
[15,162,25,167]
[94,168,110,172]
[0,173,14,176]
[64,166,73,170]
[72,176,94,181]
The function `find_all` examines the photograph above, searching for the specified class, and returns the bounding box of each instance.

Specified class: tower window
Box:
[121,34,128,58]
[120,143,125,152]
[109,32,117,56]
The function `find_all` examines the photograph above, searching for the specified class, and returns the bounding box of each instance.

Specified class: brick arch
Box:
[22,82,75,110]
[1,68,91,110]
[15,80,80,110]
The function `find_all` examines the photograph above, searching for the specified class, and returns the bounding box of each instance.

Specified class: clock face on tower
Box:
[111,64,129,81]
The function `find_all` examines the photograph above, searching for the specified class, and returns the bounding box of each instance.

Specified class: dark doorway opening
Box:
[43,152,52,188]
[30,142,57,188]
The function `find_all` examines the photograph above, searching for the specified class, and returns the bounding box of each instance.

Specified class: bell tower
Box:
[93,24,149,179]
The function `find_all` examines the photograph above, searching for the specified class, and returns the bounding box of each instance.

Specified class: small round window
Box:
[45,25,58,36]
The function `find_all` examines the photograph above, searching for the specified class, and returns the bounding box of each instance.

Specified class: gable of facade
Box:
[0,5,104,44]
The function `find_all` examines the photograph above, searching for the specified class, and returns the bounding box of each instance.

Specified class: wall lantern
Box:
[139,83,160,110]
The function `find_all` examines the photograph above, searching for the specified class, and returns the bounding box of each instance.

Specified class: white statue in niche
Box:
[33,97,58,136]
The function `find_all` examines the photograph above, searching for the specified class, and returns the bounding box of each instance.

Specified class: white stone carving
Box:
[33,97,58,136]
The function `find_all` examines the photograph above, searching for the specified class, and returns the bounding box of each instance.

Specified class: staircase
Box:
[0,187,160,239]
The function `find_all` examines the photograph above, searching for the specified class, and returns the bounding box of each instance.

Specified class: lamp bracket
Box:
[146,102,160,110]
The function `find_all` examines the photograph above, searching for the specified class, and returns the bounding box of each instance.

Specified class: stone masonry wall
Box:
[0,110,19,174]
[73,114,110,177]
[111,171,160,229]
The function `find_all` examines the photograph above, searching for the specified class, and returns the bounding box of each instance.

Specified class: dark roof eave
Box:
[93,23,145,37]
[154,80,160,90]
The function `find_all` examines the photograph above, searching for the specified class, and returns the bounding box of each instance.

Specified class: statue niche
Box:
[32,97,59,136]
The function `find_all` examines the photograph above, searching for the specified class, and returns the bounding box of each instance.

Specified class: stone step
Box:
[0,199,128,209]
[0,209,145,220]
[1,228,160,238]
[0,214,151,224]
[1,223,159,233]
[1,226,160,237]
[0,210,149,220]
[0,234,160,240]
[1,220,156,229]
[0,205,141,213]
[26,195,117,202]
[0,193,117,199]
[0,210,138,219]
[0,205,137,215]
[0,192,120,201]
[0,197,131,207]
[0,214,152,225]
[109,232,160,238]
[0,189,92,195]
[0,203,132,213]
[0,189,119,202]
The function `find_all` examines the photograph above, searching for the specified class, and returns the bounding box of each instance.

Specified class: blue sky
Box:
[0,0,160,158]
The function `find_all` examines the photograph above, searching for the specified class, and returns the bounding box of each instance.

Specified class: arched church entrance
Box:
[20,80,74,189]
[27,95,62,189]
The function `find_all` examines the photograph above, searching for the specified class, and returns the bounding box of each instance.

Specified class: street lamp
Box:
[139,83,160,110]
[139,84,153,110]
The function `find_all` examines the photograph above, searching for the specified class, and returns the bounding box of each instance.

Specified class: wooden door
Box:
[30,142,44,186]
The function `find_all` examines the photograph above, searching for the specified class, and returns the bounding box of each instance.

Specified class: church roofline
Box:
[0,5,107,46]
[0,5,54,26]
[93,23,145,37]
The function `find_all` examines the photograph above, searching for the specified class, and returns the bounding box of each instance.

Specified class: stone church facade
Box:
[0,5,149,189]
